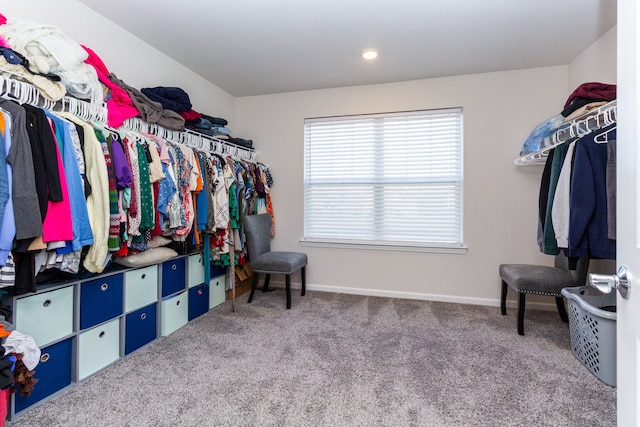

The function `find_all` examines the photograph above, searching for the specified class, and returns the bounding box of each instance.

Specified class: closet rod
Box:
[0,74,258,163]
[514,99,617,166]
[122,118,258,163]
[0,74,108,123]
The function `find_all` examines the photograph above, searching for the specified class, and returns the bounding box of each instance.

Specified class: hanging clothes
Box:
[23,105,63,223]
[0,113,15,266]
[95,130,121,252]
[172,143,196,240]
[567,124,616,259]
[606,138,617,240]
[538,120,616,262]
[58,113,111,273]
[40,117,73,244]
[0,68,272,292]
[124,136,144,250]
[192,151,206,243]
[45,112,93,252]
[551,141,577,249]
[136,140,155,236]
[0,100,41,242]
[541,144,567,254]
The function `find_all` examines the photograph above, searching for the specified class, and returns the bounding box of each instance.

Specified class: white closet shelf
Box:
[0,74,258,163]
[515,100,617,166]
[122,117,258,163]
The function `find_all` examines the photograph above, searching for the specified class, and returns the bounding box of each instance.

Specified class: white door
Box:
[617,0,640,425]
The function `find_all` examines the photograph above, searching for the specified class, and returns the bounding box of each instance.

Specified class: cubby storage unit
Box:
[4,251,225,421]
[79,275,123,330]
[13,338,73,414]
[161,257,186,298]
[124,265,158,313]
[187,253,209,320]
[188,284,209,320]
[160,256,188,336]
[78,318,121,380]
[14,286,74,348]
[160,290,188,336]
[188,253,205,288]
[123,264,160,355]
[209,265,227,309]
[125,303,158,355]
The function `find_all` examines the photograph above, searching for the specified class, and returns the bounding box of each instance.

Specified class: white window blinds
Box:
[303,108,463,248]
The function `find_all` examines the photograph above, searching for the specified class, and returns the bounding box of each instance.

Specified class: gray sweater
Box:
[0,99,42,240]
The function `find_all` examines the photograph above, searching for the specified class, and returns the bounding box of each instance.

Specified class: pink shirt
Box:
[42,120,73,242]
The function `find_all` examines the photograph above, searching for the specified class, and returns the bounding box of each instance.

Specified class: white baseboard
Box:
[262,281,559,312]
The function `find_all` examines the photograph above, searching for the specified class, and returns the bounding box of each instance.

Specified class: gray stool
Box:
[243,214,307,309]
[499,254,589,335]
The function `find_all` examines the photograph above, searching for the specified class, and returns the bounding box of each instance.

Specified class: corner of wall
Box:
[568,26,617,92]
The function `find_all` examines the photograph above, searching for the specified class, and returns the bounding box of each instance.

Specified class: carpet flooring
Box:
[8,290,616,426]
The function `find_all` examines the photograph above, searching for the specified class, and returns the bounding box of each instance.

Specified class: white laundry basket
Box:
[561,286,617,387]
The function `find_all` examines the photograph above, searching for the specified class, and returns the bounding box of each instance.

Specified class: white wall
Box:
[568,26,617,91]
[234,26,618,308]
[236,67,569,306]
[0,0,236,126]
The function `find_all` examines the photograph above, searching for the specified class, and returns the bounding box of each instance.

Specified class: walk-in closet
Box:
[0,1,628,425]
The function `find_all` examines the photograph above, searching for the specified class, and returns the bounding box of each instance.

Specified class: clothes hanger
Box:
[575,114,597,137]
[30,86,41,106]
[40,92,56,110]
[21,81,33,105]
[12,79,25,104]
[604,106,616,126]
[19,82,30,105]
[0,75,7,96]
[82,100,91,122]
[594,125,616,144]
[3,77,21,102]
[15,81,27,104]
[70,97,87,121]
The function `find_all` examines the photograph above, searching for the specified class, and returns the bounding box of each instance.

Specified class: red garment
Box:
[115,243,129,257]
[210,229,226,247]
[180,109,201,121]
[122,137,138,217]
[0,13,6,25]
[82,45,139,127]
[0,388,8,427]
[564,82,616,107]
[151,181,163,237]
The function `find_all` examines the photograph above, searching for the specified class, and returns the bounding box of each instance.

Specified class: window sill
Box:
[299,239,468,254]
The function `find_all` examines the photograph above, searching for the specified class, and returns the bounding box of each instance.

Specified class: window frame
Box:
[301,108,466,254]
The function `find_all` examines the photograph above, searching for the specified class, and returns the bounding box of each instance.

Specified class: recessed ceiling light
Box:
[361,49,379,60]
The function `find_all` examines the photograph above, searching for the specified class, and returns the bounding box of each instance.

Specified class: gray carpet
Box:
[9,290,616,426]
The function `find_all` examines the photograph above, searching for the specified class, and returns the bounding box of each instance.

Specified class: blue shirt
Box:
[45,112,94,253]
[0,116,15,265]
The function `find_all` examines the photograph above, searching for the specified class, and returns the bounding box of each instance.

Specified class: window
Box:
[303,108,464,252]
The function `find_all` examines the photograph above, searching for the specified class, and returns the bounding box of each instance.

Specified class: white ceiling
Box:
[79,0,617,97]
